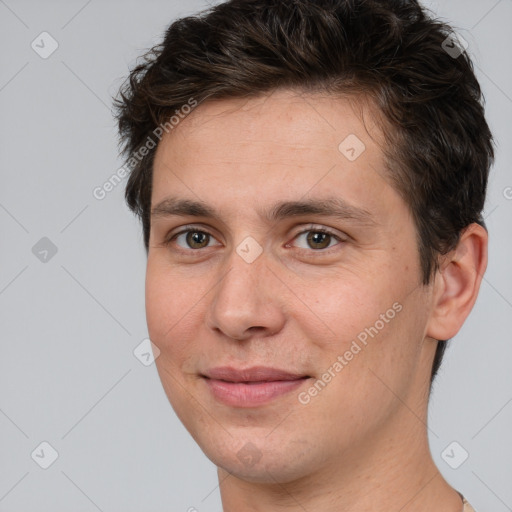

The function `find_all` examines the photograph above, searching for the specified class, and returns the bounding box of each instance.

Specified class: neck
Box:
[218,404,462,512]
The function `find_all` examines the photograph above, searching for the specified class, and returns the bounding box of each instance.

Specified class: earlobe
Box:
[426,223,488,341]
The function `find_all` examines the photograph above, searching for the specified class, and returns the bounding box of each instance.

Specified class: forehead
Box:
[151,89,394,218]
[161,89,384,155]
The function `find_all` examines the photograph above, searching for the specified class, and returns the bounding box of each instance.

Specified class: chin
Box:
[215,455,310,484]
[196,431,320,485]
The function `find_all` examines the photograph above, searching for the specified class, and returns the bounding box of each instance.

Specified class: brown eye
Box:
[306,231,332,250]
[167,228,221,250]
[185,231,210,249]
[292,228,342,251]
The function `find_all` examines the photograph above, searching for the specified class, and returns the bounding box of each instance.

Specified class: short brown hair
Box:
[114,0,494,380]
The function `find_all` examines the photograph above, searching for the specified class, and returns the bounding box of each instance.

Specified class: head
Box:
[115,0,493,484]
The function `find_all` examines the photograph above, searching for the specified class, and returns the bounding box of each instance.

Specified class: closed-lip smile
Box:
[201,366,311,407]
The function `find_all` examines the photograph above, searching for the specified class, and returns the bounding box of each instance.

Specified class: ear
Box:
[426,223,488,340]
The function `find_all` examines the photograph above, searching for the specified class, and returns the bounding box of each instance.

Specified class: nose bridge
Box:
[206,239,284,340]
[216,240,267,312]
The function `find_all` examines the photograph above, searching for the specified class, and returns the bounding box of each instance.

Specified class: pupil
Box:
[189,231,207,248]
[308,232,329,249]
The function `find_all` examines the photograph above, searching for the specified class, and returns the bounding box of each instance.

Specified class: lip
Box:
[201,366,311,407]
[202,366,308,382]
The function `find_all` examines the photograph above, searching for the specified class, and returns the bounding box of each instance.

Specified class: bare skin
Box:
[146,89,487,512]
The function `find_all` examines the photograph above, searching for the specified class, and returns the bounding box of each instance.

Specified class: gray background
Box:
[0,0,511,511]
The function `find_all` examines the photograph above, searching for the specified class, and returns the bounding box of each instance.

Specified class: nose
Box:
[204,246,286,342]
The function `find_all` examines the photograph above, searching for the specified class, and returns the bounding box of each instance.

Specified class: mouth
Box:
[200,366,311,407]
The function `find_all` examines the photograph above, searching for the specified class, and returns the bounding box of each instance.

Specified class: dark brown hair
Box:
[114,0,494,380]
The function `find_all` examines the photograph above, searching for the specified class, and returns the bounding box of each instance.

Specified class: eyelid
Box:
[290,223,346,239]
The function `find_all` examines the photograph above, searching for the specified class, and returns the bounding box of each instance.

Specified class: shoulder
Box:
[463,498,477,512]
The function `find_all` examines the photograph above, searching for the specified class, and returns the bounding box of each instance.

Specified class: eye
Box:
[290,227,344,251]
[163,225,344,253]
[167,228,221,250]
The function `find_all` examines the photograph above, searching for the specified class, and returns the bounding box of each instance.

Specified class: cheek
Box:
[327,291,429,414]
[300,271,391,347]
[301,269,418,392]
[145,264,172,341]
[145,262,204,407]
[145,259,197,355]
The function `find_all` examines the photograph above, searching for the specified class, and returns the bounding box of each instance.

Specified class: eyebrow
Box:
[151,196,377,226]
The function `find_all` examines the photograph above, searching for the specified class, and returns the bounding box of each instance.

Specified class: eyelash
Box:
[163,225,345,254]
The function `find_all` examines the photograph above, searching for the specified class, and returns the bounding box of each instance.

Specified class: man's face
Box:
[147,90,437,483]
